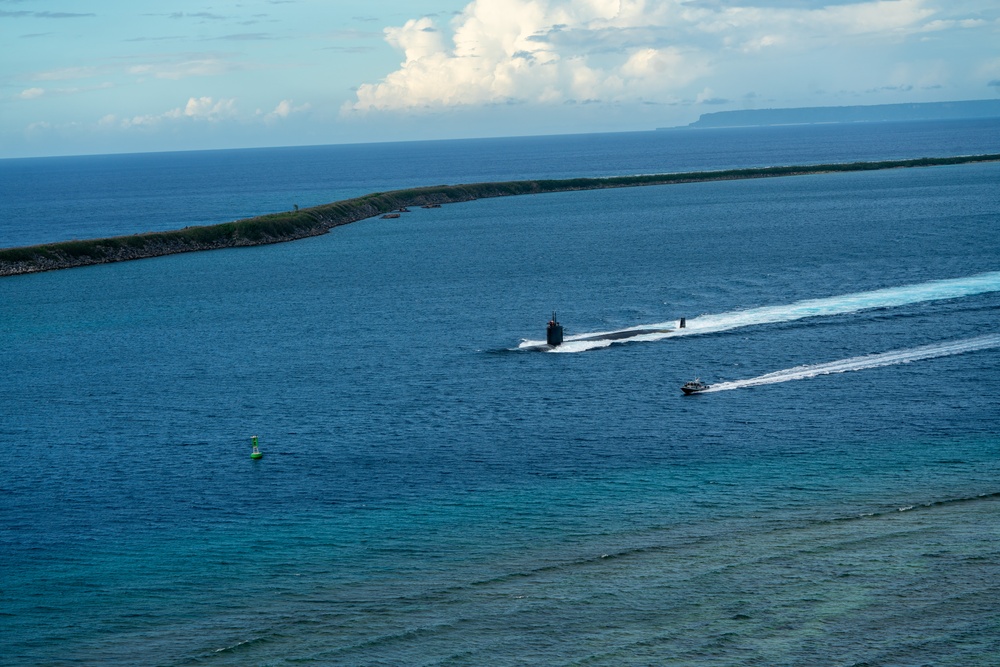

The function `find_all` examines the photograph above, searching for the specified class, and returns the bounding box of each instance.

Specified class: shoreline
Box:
[2,153,998,277]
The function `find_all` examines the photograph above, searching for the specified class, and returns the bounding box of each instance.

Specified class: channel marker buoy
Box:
[250,435,263,459]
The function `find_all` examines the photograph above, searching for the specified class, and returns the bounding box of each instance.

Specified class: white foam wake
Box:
[704,334,1000,392]
[519,271,1000,352]
[674,271,1000,338]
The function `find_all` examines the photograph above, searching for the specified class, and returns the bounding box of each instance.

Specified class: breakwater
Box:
[2,153,998,277]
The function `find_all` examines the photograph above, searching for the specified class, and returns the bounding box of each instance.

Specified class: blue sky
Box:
[2,0,998,157]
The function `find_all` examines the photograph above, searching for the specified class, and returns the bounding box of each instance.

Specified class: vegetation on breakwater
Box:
[2,153,998,277]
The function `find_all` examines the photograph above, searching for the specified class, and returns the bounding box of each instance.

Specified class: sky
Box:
[2,0,998,158]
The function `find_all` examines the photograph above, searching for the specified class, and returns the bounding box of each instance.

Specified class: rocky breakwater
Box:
[0,185,475,277]
[4,155,998,277]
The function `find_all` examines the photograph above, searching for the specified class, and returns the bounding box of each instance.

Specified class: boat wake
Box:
[704,334,1000,392]
[519,271,1000,352]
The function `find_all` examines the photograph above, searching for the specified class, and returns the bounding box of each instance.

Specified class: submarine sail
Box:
[546,312,564,346]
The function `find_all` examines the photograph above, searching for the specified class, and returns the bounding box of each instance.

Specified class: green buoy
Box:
[250,434,263,459]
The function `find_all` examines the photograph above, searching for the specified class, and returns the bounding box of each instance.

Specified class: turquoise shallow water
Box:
[1,121,1000,665]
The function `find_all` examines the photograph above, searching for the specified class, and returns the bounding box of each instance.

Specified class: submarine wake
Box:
[704,334,1000,392]
[674,271,1000,339]
[519,271,1000,352]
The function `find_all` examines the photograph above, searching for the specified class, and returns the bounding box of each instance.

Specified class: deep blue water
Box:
[2,120,1000,665]
[2,118,1000,249]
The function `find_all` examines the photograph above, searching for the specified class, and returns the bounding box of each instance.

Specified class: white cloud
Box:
[814,0,935,35]
[34,66,99,81]
[620,47,704,87]
[23,54,244,88]
[15,83,113,100]
[181,96,237,120]
[257,99,311,122]
[919,18,986,32]
[121,113,163,128]
[120,96,238,128]
[128,58,234,80]
[25,121,53,135]
[344,0,951,114]
[113,96,311,131]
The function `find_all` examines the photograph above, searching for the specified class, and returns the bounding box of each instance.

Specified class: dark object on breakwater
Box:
[3,153,999,278]
[680,317,686,328]
[547,313,564,347]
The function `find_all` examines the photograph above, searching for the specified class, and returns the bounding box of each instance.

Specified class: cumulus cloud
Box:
[344,0,949,114]
[179,96,238,119]
[120,96,237,128]
[256,99,311,122]
[112,96,309,130]
[18,87,45,99]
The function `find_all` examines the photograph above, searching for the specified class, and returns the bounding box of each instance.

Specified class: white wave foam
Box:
[519,271,1000,352]
[705,334,1000,392]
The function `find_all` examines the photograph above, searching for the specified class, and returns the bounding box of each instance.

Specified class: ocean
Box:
[1,119,999,665]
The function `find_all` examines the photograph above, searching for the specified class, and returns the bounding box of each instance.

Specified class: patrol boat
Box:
[681,379,710,394]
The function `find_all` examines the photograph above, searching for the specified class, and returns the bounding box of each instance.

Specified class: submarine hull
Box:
[522,326,675,351]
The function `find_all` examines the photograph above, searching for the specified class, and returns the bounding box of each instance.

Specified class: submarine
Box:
[523,313,684,350]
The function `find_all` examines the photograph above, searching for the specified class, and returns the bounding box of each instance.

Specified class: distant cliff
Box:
[683,99,1000,129]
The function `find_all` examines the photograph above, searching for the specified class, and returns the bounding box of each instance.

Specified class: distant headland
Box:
[673,99,1000,129]
[2,154,999,277]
